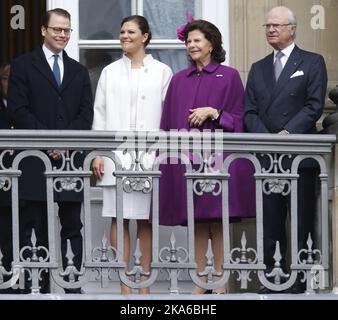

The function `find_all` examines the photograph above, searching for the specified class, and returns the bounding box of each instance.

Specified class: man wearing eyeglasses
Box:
[244,6,327,293]
[8,8,93,294]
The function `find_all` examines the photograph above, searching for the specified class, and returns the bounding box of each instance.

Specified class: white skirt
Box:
[102,186,151,220]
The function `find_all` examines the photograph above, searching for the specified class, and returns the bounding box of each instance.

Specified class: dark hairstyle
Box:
[120,15,152,47]
[184,19,226,63]
[0,62,10,98]
[42,8,71,27]
[0,62,10,73]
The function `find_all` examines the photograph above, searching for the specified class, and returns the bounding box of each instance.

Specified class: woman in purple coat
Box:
[159,20,255,294]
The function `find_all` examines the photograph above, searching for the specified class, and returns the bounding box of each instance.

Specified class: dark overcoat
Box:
[244,45,327,135]
[0,95,13,206]
[8,46,93,202]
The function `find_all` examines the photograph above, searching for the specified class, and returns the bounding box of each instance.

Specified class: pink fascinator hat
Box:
[176,10,194,42]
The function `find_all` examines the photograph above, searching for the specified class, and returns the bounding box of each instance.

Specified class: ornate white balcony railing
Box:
[0,130,336,295]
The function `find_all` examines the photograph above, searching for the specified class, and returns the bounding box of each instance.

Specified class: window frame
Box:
[47,0,230,64]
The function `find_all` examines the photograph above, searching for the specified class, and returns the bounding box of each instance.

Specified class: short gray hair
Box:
[286,7,297,26]
[285,7,297,37]
[267,6,297,26]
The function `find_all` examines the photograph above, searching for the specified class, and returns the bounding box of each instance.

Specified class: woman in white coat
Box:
[92,15,172,294]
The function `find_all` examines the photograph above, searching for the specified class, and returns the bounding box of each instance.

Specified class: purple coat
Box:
[158,61,256,226]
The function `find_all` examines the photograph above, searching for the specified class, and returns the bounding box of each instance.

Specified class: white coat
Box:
[92,54,173,186]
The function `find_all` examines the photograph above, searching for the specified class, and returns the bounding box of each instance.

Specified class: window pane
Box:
[79,0,131,40]
[143,0,200,39]
[80,49,120,95]
[80,49,189,95]
[149,49,188,74]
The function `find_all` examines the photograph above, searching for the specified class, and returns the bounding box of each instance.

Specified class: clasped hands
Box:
[188,107,218,128]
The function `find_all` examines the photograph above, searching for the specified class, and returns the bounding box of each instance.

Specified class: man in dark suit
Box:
[8,8,93,293]
[0,63,15,294]
[244,6,327,293]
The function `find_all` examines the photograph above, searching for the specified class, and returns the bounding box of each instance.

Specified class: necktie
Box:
[53,54,61,87]
[274,51,284,82]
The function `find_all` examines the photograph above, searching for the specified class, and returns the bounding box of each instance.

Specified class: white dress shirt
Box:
[42,44,64,82]
[274,42,295,68]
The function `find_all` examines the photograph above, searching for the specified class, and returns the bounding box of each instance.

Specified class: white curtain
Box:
[144,0,197,39]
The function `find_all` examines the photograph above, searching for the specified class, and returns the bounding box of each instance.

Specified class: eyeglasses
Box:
[263,23,292,30]
[47,26,73,35]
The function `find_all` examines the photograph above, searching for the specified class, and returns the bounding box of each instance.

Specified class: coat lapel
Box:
[31,47,78,93]
[32,46,60,91]
[270,46,303,102]
[257,54,274,113]
[262,53,275,93]
[60,51,77,92]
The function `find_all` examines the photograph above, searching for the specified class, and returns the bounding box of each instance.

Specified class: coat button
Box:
[141,95,146,100]
[57,115,63,120]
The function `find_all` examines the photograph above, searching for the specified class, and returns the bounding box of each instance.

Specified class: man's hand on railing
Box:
[278,130,290,135]
[92,157,104,180]
[47,150,64,160]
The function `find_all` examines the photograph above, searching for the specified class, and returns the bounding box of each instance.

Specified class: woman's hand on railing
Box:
[92,157,104,180]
